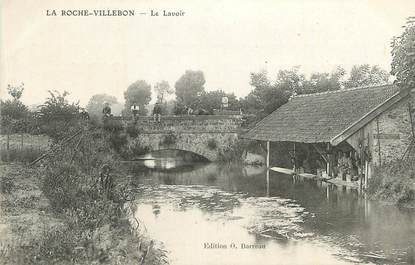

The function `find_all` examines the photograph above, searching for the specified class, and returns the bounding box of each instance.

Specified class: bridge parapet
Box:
[114,115,243,161]
[117,115,243,133]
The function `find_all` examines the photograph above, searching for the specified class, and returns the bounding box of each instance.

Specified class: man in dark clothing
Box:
[153,102,162,122]
[102,102,111,117]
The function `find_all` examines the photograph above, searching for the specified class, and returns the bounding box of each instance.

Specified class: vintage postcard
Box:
[1,0,415,264]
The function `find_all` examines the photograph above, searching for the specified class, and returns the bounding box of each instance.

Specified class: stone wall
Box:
[371,93,415,165]
[121,115,242,161]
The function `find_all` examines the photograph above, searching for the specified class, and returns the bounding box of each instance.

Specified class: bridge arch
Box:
[143,148,211,162]
[118,115,242,161]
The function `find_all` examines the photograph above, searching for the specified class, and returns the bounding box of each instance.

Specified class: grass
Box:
[0,134,50,149]
[0,128,167,264]
[0,147,44,163]
[0,134,49,163]
[368,157,415,207]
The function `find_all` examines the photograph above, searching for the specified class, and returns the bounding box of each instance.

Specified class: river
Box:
[125,156,415,265]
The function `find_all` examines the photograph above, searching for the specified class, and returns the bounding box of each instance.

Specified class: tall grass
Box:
[0,147,44,163]
[7,128,144,264]
[369,158,415,207]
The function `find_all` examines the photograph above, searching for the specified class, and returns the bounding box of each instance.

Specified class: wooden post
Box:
[20,133,24,150]
[293,142,296,172]
[266,169,270,197]
[376,118,381,166]
[266,141,270,168]
[326,143,332,177]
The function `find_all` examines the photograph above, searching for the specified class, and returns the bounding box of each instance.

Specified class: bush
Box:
[29,128,141,264]
[218,139,259,162]
[161,132,177,146]
[0,147,43,163]
[103,118,124,132]
[108,132,128,153]
[126,124,141,138]
[37,90,82,141]
[369,159,415,207]
[207,139,217,150]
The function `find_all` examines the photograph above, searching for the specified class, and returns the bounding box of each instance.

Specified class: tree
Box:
[86,94,121,120]
[38,90,80,140]
[7,83,24,101]
[198,90,239,114]
[124,80,152,116]
[1,83,29,135]
[174,70,206,113]
[241,69,296,115]
[275,67,306,95]
[154,80,173,103]
[344,64,390,88]
[299,67,346,95]
[391,17,415,91]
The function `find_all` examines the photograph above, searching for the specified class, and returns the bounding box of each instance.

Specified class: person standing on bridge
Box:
[131,103,139,120]
[153,102,162,122]
[102,102,111,118]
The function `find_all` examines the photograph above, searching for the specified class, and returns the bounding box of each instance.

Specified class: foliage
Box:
[391,17,415,91]
[240,69,292,116]
[154,80,173,103]
[102,118,124,132]
[0,173,15,194]
[108,132,128,153]
[198,90,240,114]
[126,123,141,137]
[124,80,152,116]
[174,70,206,113]
[368,158,415,207]
[0,147,43,163]
[37,90,81,141]
[123,142,150,159]
[344,64,390,88]
[86,93,122,121]
[1,83,30,134]
[161,132,177,146]
[7,83,25,101]
[218,139,248,162]
[299,67,346,94]
[207,138,217,150]
[0,101,29,134]
[241,65,389,117]
[27,128,143,264]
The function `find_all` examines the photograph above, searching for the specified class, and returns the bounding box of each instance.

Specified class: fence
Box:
[0,134,50,162]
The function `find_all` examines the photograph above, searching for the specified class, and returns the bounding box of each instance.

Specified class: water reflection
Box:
[126,161,415,265]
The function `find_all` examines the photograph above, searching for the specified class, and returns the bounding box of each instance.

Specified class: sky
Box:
[1,0,415,107]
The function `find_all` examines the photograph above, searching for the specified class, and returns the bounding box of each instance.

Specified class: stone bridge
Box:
[118,115,243,161]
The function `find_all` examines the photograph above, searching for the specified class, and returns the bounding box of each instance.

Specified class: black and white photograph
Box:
[1,0,415,264]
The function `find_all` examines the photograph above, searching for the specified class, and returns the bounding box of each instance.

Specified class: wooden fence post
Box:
[266,141,270,168]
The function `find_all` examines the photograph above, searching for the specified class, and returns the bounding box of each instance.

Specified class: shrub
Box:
[102,118,124,132]
[0,174,15,194]
[108,132,128,153]
[37,90,82,141]
[27,128,141,264]
[369,159,415,207]
[161,132,177,146]
[126,124,141,137]
[207,139,217,150]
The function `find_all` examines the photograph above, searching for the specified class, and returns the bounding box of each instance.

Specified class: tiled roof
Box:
[243,85,401,143]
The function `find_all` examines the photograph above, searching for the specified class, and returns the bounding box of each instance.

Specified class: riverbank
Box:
[0,162,167,265]
[0,127,168,264]
[368,158,415,208]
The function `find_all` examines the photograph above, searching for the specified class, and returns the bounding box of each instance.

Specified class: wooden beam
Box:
[266,141,270,168]
[311,143,328,163]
